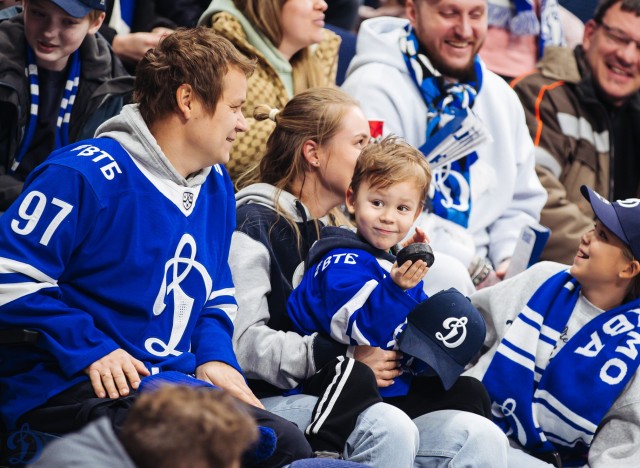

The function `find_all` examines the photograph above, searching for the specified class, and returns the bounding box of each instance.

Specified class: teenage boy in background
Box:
[0,0,133,211]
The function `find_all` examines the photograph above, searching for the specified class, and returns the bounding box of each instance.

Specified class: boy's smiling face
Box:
[346,179,423,251]
[24,0,104,71]
[571,220,633,290]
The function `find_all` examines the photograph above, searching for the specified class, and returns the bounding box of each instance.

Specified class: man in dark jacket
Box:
[511,0,640,264]
[0,0,133,211]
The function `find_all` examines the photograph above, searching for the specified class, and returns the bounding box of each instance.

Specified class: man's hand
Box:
[112,31,168,62]
[196,361,264,409]
[151,26,174,38]
[353,345,402,388]
[391,258,428,290]
[85,348,150,399]
[475,259,510,289]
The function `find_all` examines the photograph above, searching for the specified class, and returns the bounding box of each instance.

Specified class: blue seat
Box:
[325,24,357,86]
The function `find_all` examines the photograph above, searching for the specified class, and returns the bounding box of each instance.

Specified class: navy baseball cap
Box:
[397,288,486,390]
[581,185,640,260]
[50,0,106,18]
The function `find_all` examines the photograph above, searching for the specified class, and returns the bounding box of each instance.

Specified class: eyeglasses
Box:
[597,21,640,52]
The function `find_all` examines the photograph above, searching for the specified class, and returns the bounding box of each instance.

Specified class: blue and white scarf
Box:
[110,0,136,34]
[488,0,564,58]
[11,44,81,174]
[483,270,640,463]
[401,25,481,228]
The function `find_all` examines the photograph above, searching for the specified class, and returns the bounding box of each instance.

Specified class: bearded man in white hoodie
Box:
[342,0,547,294]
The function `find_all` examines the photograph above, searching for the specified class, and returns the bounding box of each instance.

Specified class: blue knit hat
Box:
[50,0,106,18]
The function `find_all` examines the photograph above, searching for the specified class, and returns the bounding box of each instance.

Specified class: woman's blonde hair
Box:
[232,0,325,93]
[237,87,360,249]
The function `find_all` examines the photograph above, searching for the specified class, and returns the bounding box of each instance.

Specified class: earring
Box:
[313,161,320,167]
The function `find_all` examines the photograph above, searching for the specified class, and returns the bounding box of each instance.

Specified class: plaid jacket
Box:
[210,12,340,182]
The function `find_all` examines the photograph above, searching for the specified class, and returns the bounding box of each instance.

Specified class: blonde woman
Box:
[229,87,509,467]
[198,0,340,181]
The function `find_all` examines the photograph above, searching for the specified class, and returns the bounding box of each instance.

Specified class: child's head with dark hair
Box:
[119,386,258,468]
[133,27,255,127]
[22,0,106,71]
[346,136,432,251]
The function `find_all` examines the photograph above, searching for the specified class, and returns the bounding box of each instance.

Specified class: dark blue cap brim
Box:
[580,185,629,249]
[49,0,94,18]
[397,323,463,390]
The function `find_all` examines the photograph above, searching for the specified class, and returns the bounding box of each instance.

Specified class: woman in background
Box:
[198,0,340,181]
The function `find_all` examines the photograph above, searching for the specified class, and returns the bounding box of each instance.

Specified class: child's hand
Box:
[391,258,429,290]
[399,227,429,248]
[392,228,430,289]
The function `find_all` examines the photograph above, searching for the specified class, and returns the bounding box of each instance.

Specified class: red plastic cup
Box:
[368,120,384,142]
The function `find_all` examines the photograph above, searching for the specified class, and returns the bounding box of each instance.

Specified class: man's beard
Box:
[423,43,480,82]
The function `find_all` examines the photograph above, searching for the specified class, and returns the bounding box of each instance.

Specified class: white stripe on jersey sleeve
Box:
[0,257,58,307]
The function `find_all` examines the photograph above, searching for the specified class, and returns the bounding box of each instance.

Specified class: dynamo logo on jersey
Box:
[144,233,212,357]
[183,191,194,211]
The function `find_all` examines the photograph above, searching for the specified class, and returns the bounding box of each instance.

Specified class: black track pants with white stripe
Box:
[303,356,382,453]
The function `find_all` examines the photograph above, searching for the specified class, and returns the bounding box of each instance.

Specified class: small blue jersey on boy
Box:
[289,135,431,367]
[287,137,489,444]
[289,136,486,394]
[0,0,133,211]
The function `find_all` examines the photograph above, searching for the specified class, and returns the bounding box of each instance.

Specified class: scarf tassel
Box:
[509,10,541,36]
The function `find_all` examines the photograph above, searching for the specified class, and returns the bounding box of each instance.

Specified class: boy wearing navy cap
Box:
[0,0,132,211]
[287,136,490,455]
[466,185,640,467]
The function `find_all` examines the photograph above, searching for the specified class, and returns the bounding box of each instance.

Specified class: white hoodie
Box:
[342,17,547,268]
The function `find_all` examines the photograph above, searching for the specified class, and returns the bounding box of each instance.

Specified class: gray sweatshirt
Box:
[464,261,640,467]
[29,418,135,467]
[230,184,320,389]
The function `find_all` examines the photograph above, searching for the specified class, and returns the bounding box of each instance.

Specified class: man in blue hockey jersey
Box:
[0,27,312,466]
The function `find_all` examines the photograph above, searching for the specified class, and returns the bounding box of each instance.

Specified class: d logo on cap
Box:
[397,288,486,390]
[436,317,468,348]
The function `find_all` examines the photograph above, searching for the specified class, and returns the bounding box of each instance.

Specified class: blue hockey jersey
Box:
[287,226,428,396]
[0,138,239,428]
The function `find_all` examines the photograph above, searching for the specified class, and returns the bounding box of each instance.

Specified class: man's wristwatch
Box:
[468,257,493,287]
